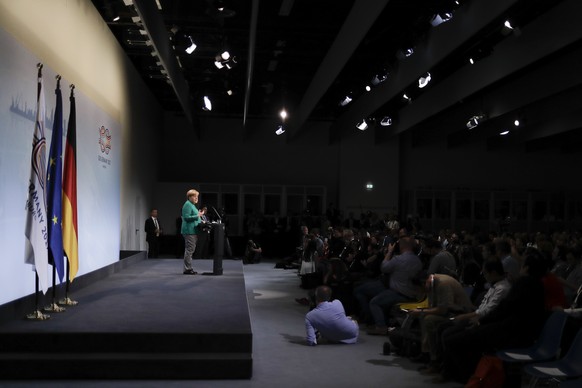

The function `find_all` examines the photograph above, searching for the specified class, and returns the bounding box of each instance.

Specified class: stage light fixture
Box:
[275,125,285,135]
[280,109,288,120]
[418,72,432,88]
[514,119,520,127]
[185,36,197,54]
[404,48,414,57]
[499,130,510,136]
[339,95,353,107]
[430,13,452,27]
[466,114,486,130]
[221,51,230,60]
[402,93,411,102]
[504,20,514,30]
[365,85,371,92]
[203,96,212,111]
[380,116,392,126]
[214,61,224,69]
[366,183,374,191]
[227,89,233,96]
[371,72,388,85]
[469,57,475,65]
[356,119,368,131]
[113,15,120,22]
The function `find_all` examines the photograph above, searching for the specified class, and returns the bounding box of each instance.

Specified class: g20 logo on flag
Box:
[98,126,111,154]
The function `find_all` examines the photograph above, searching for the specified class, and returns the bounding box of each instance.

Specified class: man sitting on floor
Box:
[305,285,358,346]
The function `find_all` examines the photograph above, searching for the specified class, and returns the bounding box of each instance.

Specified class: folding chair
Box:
[523,329,582,388]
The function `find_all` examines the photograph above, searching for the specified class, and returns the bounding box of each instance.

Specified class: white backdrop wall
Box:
[0,0,161,305]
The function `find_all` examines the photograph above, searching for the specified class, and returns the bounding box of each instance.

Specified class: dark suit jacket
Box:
[145,217,160,242]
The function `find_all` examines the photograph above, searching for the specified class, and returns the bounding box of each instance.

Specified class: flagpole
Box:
[26,270,50,320]
[44,74,65,313]
[59,257,78,306]
[45,262,65,312]
[59,83,79,307]
[26,63,50,321]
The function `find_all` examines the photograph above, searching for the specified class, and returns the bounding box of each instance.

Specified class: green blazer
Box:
[181,200,200,235]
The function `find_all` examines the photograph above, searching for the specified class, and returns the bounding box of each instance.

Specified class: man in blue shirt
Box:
[305,286,358,346]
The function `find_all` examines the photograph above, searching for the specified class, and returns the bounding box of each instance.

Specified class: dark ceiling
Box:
[91,0,582,151]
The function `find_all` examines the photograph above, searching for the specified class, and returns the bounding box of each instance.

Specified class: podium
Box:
[211,223,224,275]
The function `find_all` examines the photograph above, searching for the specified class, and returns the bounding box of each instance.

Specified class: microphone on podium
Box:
[212,206,222,223]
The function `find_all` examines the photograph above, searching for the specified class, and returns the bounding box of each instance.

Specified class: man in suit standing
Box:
[145,208,162,258]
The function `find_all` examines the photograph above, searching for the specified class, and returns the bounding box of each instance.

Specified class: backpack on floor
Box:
[465,355,505,388]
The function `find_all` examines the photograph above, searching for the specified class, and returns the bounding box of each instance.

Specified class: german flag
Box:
[62,87,78,281]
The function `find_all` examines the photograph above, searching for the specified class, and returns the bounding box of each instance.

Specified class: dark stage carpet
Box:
[0,259,252,379]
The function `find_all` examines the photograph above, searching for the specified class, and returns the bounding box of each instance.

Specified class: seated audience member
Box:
[366,236,423,335]
[327,227,345,258]
[442,250,548,384]
[558,245,582,305]
[408,273,473,373]
[495,239,520,283]
[305,286,358,346]
[425,238,458,277]
[434,259,511,380]
[562,284,582,318]
[541,259,566,310]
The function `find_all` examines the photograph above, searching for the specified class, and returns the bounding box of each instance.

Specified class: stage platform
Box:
[0,258,252,380]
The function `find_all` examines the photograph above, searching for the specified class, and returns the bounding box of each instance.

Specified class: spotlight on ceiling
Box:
[113,15,120,22]
[356,119,368,131]
[430,13,453,27]
[221,51,230,60]
[499,130,510,136]
[466,114,486,130]
[402,93,411,102]
[371,72,388,85]
[202,96,212,111]
[275,125,285,135]
[280,109,288,120]
[404,48,414,57]
[504,20,514,30]
[365,85,371,92]
[469,57,475,65]
[514,119,520,127]
[418,72,432,88]
[339,94,353,107]
[380,116,393,126]
[185,36,197,54]
[226,89,233,96]
[214,61,224,69]
[365,183,374,191]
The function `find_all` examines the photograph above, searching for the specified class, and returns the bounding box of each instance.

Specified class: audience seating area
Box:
[272,212,582,387]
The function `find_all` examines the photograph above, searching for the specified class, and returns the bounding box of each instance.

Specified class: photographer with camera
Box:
[365,236,423,335]
[244,239,262,264]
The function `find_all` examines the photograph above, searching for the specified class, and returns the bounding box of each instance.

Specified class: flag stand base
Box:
[44,303,66,313]
[26,310,50,320]
[59,297,78,306]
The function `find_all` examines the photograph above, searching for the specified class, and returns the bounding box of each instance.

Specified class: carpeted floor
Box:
[1,258,463,387]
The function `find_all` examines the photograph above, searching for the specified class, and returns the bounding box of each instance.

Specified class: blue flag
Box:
[47,80,64,282]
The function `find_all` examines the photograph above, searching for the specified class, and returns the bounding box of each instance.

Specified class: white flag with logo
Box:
[24,68,50,294]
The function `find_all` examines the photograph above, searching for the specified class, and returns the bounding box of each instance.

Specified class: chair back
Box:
[562,329,582,372]
[531,311,569,359]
